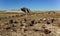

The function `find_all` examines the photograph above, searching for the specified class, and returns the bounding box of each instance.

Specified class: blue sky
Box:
[0,0,60,10]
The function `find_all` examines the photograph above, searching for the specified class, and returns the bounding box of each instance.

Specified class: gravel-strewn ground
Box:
[0,12,60,36]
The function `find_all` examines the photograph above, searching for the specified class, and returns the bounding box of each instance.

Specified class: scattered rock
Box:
[44,29,51,34]
[28,20,36,26]
[24,18,27,22]
[0,12,60,36]
[14,21,18,24]
[51,18,55,23]
[6,27,11,30]
[16,15,20,17]
[37,20,41,23]
[12,16,15,17]
[46,21,50,24]
[0,18,1,20]
[33,29,40,32]
[9,19,14,24]
[12,28,17,32]
[20,24,24,26]
[24,29,27,32]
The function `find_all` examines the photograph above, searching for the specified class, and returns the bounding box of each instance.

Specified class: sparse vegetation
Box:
[0,11,60,36]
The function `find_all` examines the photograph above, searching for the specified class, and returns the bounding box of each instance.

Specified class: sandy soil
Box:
[0,11,60,36]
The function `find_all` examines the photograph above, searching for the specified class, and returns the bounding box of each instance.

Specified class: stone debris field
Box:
[0,11,60,36]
